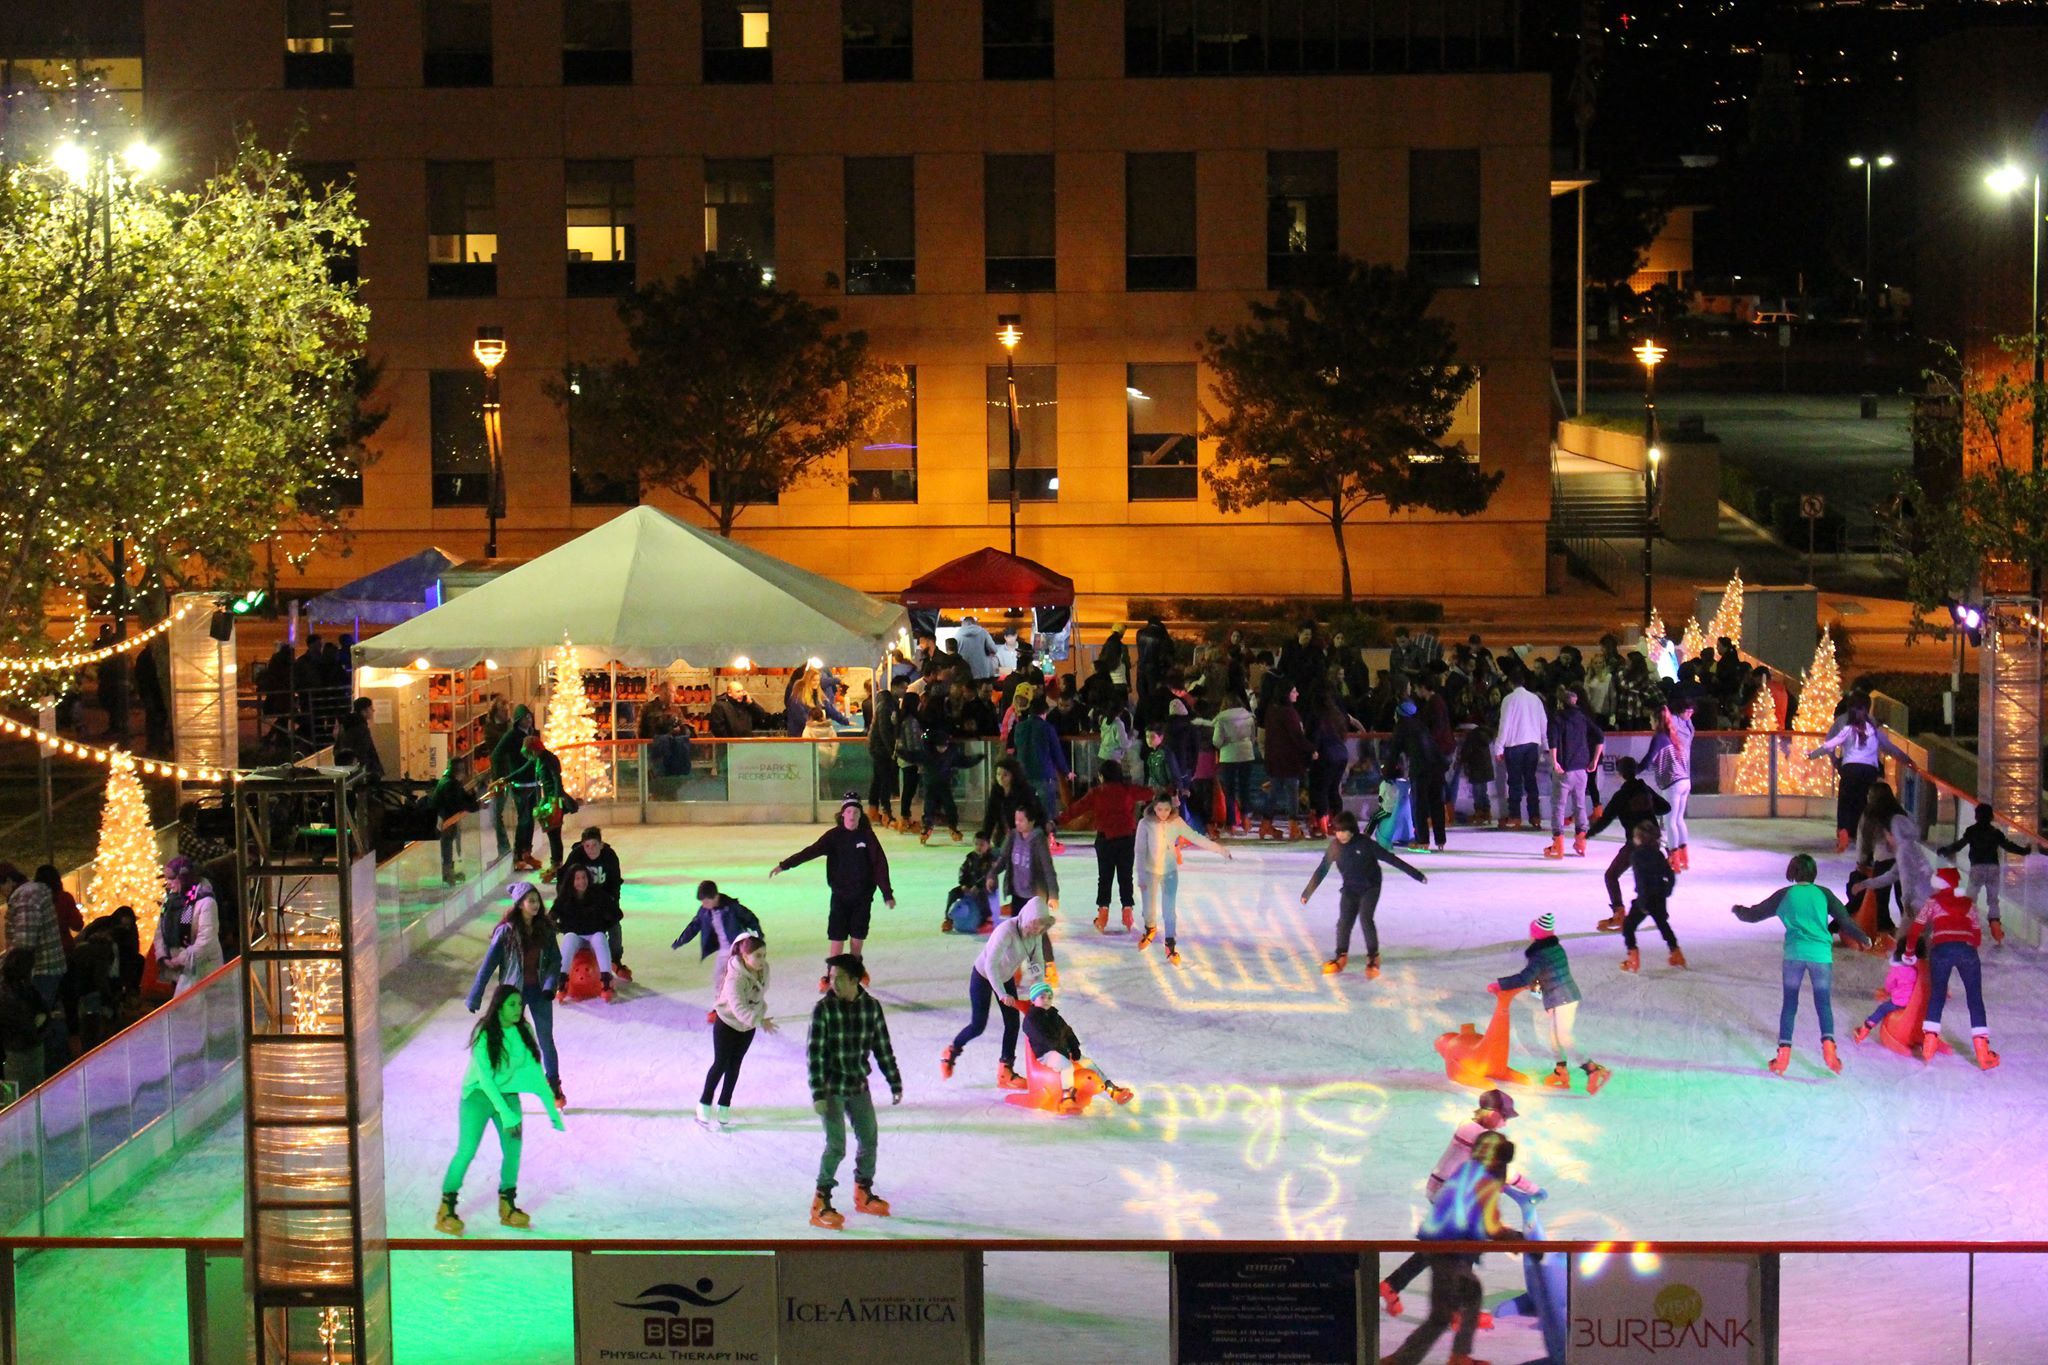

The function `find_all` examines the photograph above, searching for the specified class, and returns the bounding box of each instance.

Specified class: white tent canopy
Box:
[351,506,907,670]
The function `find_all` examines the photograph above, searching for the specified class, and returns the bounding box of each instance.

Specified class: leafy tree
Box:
[0,131,370,662]
[551,260,904,536]
[1200,257,1502,603]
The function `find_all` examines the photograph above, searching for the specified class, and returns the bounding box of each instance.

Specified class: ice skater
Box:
[1808,697,1906,854]
[1647,695,1695,870]
[806,953,902,1230]
[1899,867,2000,1069]
[700,930,776,1129]
[1544,684,1605,859]
[561,826,630,981]
[1591,756,1670,932]
[552,864,619,1004]
[466,882,565,1106]
[1937,802,2038,946]
[435,985,564,1236]
[1377,1088,1542,1320]
[1057,759,1151,934]
[941,897,1053,1091]
[1135,789,1232,965]
[771,794,896,990]
[672,880,765,988]
[1019,982,1134,1113]
[1619,820,1684,971]
[1852,939,1917,1046]
[1491,912,1612,1094]
[1380,1130,1527,1365]
[1848,804,1936,949]
[1300,811,1426,979]
[1732,853,1871,1075]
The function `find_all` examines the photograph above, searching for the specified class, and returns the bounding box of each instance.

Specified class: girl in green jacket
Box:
[436,985,565,1235]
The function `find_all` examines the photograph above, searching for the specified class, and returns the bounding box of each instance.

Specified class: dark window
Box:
[1266,150,1336,288]
[423,0,492,86]
[706,470,781,505]
[850,367,916,502]
[565,366,639,505]
[984,0,1053,79]
[705,2,772,83]
[285,0,355,87]
[316,463,364,509]
[1126,152,1195,291]
[566,160,636,296]
[844,0,912,81]
[299,161,359,287]
[564,0,633,84]
[1410,148,1481,287]
[1127,363,1199,500]
[1125,0,1520,75]
[427,161,497,297]
[845,156,915,295]
[986,154,1055,294]
[988,364,1057,501]
[430,370,490,506]
[705,159,775,279]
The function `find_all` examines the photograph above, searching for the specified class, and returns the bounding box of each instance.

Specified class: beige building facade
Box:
[135,0,1551,599]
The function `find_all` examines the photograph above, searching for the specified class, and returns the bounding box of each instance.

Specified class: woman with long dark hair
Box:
[467,883,566,1105]
[435,984,563,1235]
[1808,697,1906,854]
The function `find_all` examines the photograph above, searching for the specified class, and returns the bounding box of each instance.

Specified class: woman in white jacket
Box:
[1212,701,1258,834]
[941,898,1053,1091]
[1134,791,1232,965]
[157,858,223,997]
[699,930,775,1130]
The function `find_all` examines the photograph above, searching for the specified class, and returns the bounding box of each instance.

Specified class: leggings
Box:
[1140,871,1179,939]
[699,1018,757,1105]
[1622,898,1678,952]
[442,1088,521,1196]
[1094,834,1135,908]
[950,970,1020,1066]
[1837,761,1880,838]
[1778,958,1835,1045]
[559,931,613,976]
[1662,778,1692,851]
[1333,888,1380,958]
[1219,763,1253,826]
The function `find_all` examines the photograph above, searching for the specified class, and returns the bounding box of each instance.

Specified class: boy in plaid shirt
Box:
[806,953,903,1229]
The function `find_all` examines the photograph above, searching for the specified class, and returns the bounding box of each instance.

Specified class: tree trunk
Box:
[1328,512,1353,604]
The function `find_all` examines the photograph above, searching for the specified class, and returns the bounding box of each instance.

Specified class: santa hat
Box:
[1529,912,1556,939]
[1934,866,1961,890]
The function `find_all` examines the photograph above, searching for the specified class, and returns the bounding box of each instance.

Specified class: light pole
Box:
[1846,153,1893,323]
[1988,162,2045,596]
[1634,339,1666,627]
[997,314,1022,556]
[55,137,158,746]
[473,326,507,558]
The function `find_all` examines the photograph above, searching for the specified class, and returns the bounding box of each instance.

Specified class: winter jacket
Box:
[1855,815,1934,910]
[1021,1003,1083,1062]
[955,847,1001,896]
[1587,778,1669,839]
[923,740,983,793]
[1143,742,1186,794]
[1275,639,1325,694]
[1548,706,1606,771]
[560,842,624,919]
[462,1027,563,1128]
[1393,711,1445,779]
[1940,821,2034,868]
[1880,957,1918,1007]
[1630,840,1677,908]
[1009,713,1068,782]
[1059,781,1151,840]
[953,621,1001,679]
[708,691,775,737]
[468,920,564,1009]
[1419,1161,1521,1245]
[1261,704,1314,781]
[714,951,771,1032]
[1497,935,1581,1007]
[432,770,482,822]
[975,915,1049,1001]
[995,827,1059,902]
[1734,883,1870,963]
[672,894,764,961]
[489,709,538,785]
[7,882,66,978]
[160,884,222,993]
[1213,706,1257,764]
[806,987,902,1102]
[1135,814,1223,883]
[778,823,894,902]
[1424,1120,1541,1200]
[1301,835,1424,901]
[1493,687,1550,752]
[1903,887,1983,953]
[1456,725,1496,782]
[335,715,384,779]
[1811,719,1905,768]
[550,883,612,937]
[978,777,1045,841]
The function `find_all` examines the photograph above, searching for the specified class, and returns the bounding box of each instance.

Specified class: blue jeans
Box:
[1030,775,1063,824]
[1140,870,1179,939]
[950,969,1019,1066]
[1219,763,1253,826]
[521,985,560,1086]
[817,1089,879,1196]
[1268,776,1300,823]
[1926,942,1988,1030]
[1779,958,1835,1045]
[1503,744,1541,823]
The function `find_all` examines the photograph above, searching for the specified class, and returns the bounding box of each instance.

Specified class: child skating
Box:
[1299,811,1426,979]
[1134,789,1232,965]
[1619,819,1684,971]
[1732,853,1871,1075]
[1937,802,2038,946]
[943,832,1001,934]
[1019,982,1134,1113]
[1590,756,1669,932]
[699,930,776,1129]
[1491,912,1612,1093]
[1899,867,2001,1069]
[672,879,764,987]
[805,953,903,1229]
[1378,1088,1542,1319]
[435,985,564,1235]
[1852,941,1917,1045]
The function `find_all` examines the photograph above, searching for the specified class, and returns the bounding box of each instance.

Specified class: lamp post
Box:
[55,137,158,746]
[1988,163,2045,596]
[997,314,1023,556]
[473,326,507,558]
[1846,153,1894,324]
[1634,339,1666,627]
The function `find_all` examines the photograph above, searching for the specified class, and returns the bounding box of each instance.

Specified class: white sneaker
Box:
[695,1102,714,1130]
[715,1105,733,1130]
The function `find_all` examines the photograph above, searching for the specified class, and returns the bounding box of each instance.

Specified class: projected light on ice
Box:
[1120,1162,1223,1239]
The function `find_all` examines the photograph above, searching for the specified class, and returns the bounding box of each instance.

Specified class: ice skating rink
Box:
[33,818,2048,1363]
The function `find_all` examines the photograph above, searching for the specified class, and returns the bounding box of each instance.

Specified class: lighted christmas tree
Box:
[1679,616,1709,663]
[1707,569,1746,650]
[83,751,164,945]
[543,639,613,802]
[1785,627,1842,796]
[1732,687,1780,795]
[1644,607,1666,655]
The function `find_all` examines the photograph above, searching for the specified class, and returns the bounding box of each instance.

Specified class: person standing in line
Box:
[953,615,1000,680]
[1212,693,1258,834]
[467,882,566,1106]
[864,675,904,825]
[1260,683,1314,840]
[1544,684,1605,859]
[700,930,777,1129]
[771,795,896,990]
[1300,811,1426,979]
[3,865,68,1067]
[1808,697,1904,855]
[153,857,222,1001]
[941,897,1053,1090]
[0,949,50,1095]
[434,985,564,1236]
[1134,791,1232,966]
[1492,667,1550,831]
[806,953,902,1230]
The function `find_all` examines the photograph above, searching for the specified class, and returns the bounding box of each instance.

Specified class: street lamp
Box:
[1846,153,1894,322]
[473,326,507,558]
[1634,339,1667,627]
[55,136,157,746]
[997,314,1022,556]
[1988,162,2044,595]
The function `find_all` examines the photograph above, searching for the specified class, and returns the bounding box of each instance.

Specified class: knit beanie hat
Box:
[1529,912,1556,939]
[1028,981,1054,1006]
[507,880,538,906]
[839,791,863,818]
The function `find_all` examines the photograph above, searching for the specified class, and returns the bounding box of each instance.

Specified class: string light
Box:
[0,712,229,782]
[0,604,194,673]
[81,751,166,944]
[1706,568,1744,650]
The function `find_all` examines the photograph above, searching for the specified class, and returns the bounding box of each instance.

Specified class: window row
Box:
[406,149,1482,299]
[284,0,1515,89]
[423,363,1207,507]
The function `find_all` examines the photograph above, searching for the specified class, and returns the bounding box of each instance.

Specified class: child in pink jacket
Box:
[1852,945,1918,1044]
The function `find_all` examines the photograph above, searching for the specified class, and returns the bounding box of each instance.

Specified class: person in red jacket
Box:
[1058,760,1153,934]
[1900,867,1999,1069]
[1260,684,1315,840]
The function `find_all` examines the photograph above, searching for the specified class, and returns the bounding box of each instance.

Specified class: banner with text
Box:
[727,744,814,805]
[1174,1251,1365,1364]
[1570,1252,1764,1363]
[778,1248,974,1364]
[573,1251,778,1364]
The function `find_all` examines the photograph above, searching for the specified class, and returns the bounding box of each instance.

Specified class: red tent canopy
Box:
[900,547,1075,611]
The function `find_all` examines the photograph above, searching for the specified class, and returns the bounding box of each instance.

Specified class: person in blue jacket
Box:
[1298,811,1426,979]
[1492,911,1612,1094]
[672,879,766,986]
[467,882,565,1106]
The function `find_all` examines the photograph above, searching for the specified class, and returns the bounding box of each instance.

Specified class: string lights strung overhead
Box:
[0,603,196,673]
[0,712,230,783]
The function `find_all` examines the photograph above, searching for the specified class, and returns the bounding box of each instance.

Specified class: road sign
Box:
[1799,494,1825,519]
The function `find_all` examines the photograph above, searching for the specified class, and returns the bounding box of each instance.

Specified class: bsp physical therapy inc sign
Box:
[573,1252,777,1364]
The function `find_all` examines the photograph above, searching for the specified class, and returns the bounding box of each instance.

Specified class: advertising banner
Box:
[1174,1252,1364,1364]
[1569,1253,1765,1364]
[573,1252,777,1364]
[778,1248,974,1364]
[727,744,812,806]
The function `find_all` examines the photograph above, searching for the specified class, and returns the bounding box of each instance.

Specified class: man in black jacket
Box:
[562,826,630,980]
[488,705,539,868]
[708,680,776,737]
[771,795,897,986]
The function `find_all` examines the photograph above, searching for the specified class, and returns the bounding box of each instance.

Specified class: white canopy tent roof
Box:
[351,506,907,670]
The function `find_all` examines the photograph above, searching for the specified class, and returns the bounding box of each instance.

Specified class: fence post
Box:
[1767,736,1779,820]
[0,1246,15,1365]
[184,1245,208,1365]
[1759,1251,1780,1364]
[637,740,649,824]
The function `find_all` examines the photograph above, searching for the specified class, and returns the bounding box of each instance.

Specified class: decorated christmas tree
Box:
[1732,687,1780,795]
[1644,607,1666,655]
[83,751,164,945]
[1679,616,1709,663]
[1785,627,1842,796]
[1707,569,1746,649]
[543,639,613,802]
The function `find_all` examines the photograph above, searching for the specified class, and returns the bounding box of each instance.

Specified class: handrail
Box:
[2,955,240,1112]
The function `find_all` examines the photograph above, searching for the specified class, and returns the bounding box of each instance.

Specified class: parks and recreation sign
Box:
[778,1248,973,1364]
[1173,1252,1365,1364]
[573,1252,778,1364]
[1570,1252,1765,1363]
